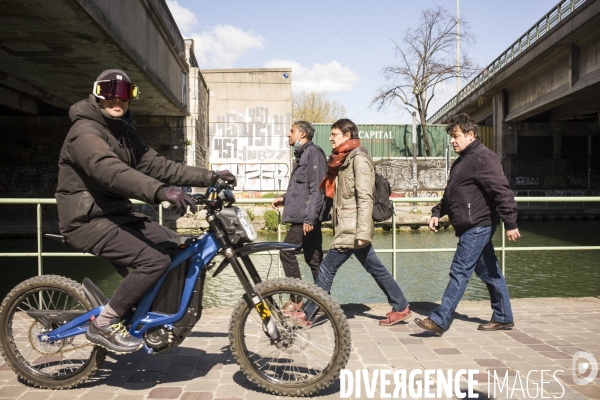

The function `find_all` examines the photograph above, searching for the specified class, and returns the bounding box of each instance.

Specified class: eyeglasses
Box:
[92,80,139,101]
[329,131,344,139]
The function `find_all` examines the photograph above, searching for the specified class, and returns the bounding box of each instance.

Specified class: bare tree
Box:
[372,6,477,156]
[292,91,347,123]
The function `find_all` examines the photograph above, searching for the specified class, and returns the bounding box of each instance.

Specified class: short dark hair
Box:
[293,121,315,140]
[331,118,359,139]
[445,113,480,139]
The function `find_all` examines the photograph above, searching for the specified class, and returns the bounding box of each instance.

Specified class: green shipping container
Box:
[312,124,450,158]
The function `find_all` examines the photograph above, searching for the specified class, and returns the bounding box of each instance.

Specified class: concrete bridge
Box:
[0,0,191,116]
[0,0,209,199]
[429,0,600,192]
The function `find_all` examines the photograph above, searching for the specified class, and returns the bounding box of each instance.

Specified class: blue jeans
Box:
[429,226,513,330]
[305,244,408,317]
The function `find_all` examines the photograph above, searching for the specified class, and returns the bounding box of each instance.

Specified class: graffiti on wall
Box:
[0,157,57,197]
[515,175,540,187]
[568,174,599,189]
[210,107,291,193]
[514,174,599,189]
[373,158,449,194]
[212,163,289,192]
[210,108,290,163]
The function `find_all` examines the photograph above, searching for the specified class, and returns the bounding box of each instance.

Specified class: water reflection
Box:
[0,220,598,308]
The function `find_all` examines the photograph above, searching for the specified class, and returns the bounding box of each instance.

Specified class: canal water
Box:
[0,220,598,308]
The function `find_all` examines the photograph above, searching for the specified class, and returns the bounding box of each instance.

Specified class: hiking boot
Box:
[379,307,411,326]
[281,299,303,313]
[477,320,514,331]
[414,317,444,336]
[86,317,143,353]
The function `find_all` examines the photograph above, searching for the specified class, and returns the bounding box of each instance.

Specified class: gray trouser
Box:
[90,220,178,315]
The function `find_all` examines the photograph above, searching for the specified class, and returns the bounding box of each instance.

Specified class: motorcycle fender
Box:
[212,242,301,278]
[235,242,301,257]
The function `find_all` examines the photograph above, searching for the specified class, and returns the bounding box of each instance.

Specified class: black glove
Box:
[155,188,195,215]
[214,169,237,187]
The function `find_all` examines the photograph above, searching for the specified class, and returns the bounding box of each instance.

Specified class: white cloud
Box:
[166,0,198,35]
[191,25,266,68]
[264,59,360,92]
[166,1,265,68]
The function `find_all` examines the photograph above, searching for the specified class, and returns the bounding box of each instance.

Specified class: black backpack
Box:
[372,172,394,222]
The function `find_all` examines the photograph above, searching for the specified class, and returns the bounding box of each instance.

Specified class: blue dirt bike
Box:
[0,177,351,396]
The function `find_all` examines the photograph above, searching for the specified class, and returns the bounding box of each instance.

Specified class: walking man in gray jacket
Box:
[272,121,328,311]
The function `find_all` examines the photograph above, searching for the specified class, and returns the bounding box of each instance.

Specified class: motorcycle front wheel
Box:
[0,275,106,389]
[229,277,351,396]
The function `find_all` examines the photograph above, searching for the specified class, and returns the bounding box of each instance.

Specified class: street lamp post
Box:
[412,111,418,213]
[456,0,461,94]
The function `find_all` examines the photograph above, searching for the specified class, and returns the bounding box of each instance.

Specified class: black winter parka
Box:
[56,95,213,251]
[432,139,518,236]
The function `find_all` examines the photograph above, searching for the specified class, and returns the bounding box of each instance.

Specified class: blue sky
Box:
[167,0,559,124]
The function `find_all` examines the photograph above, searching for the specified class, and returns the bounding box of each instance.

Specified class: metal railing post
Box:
[277,211,282,277]
[501,221,506,276]
[159,203,163,225]
[392,210,397,279]
[37,203,43,276]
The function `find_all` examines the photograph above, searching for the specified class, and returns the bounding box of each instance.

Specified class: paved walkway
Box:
[1,297,599,400]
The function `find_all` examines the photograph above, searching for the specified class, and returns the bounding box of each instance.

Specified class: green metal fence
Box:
[0,197,599,279]
[312,124,450,158]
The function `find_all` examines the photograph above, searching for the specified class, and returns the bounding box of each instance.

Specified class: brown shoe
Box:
[414,317,444,336]
[477,320,514,331]
[379,307,411,326]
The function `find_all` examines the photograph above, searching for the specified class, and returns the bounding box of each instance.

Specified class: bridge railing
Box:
[428,0,587,123]
[0,197,598,278]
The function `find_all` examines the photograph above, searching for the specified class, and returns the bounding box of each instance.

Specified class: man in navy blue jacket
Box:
[272,121,328,310]
[415,113,520,336]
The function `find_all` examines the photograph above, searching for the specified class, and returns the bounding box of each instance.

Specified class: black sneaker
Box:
[86,317,143,354]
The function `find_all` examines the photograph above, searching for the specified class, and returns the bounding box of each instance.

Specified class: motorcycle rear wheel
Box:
[0,275,107,389]
[229,277,351,396]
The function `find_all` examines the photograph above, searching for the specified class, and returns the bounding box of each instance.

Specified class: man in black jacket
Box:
[415,113,520,336]
[56,69,234,353]
[271,121,328,310]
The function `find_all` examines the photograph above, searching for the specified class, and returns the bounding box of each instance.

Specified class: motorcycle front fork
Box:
[207,215,283,344]
[228,250,281,343]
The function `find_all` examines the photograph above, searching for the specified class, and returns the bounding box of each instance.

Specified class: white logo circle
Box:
[572,351,598,385]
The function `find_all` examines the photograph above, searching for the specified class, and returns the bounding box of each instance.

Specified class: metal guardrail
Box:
[0,199,161,277]
[428,0,587,123]
[0,197,599,278]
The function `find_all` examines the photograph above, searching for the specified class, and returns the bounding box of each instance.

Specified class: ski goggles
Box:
[92,80,139,101]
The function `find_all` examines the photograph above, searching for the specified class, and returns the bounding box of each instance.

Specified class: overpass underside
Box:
[0,0,209,198]
[433,0,600,194]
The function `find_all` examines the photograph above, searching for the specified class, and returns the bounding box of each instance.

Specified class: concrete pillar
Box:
[553,123,562,158]
[183,39,209,169]
[569,44,580,88]
[184,40,198,167]
[492,90,517,185]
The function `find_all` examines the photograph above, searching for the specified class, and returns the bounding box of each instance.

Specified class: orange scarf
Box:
[319,139,361,199]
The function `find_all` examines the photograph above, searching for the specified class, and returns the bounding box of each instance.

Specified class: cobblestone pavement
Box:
[0,297,599,400]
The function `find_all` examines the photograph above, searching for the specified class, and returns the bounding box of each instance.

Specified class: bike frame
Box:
[39,234,298,348]
[38,179,298,350]
[40,232,221,343]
